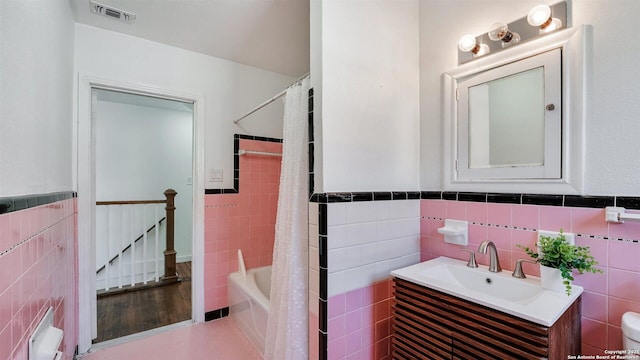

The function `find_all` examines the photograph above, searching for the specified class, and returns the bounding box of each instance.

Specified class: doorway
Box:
[76,75,206,353]
[92,89,194,342]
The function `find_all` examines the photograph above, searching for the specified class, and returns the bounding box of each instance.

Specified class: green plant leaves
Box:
[516,230,603,295]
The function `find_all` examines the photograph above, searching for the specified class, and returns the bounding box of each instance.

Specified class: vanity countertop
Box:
[391,256,583,326]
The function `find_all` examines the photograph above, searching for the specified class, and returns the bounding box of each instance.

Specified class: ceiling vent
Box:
[90,1,136,24]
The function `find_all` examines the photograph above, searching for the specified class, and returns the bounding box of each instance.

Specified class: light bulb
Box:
[475,43,490,56]
[487,22,520,48]
[528,4,563,34]
[488,22,508,41]
[527,5,551,26]
[458,34,490,57]
[458,34,477,52]
[542,18,563,33]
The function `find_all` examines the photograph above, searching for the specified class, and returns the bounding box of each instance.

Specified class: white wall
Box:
[314,0,420,192]
[310,0,324,193]
[0,0,75,196]
[74,24,296,191]
[574,0,640,195]
[420,0,640,196]
[95,99,194,260]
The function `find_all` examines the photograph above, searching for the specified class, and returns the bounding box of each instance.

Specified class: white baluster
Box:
[154,204,159,282]
[130,205,135,287]
[142,205,148,285]
[118,205,124,289]
[105,206,110,291]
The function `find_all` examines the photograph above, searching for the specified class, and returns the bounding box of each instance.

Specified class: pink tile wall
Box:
[309,309,319,360]
[421,199,640,355]
[0,198,78,360]
[203,139,282,312]
[327,280,393,360]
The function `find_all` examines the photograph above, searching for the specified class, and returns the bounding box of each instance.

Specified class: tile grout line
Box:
[423,216,640,243]
[0,212,75,257]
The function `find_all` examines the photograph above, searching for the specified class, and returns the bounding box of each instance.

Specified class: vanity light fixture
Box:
[458,34,490,57]
[488,22,520,48]
[457,1,568,64]
[528,4,563,33]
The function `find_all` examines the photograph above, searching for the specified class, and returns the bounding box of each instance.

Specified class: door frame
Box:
[76,73,205,353]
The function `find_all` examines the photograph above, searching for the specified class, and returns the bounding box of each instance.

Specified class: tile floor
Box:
[81,318,262,360]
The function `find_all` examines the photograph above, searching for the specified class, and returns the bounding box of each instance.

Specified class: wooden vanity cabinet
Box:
[392,278,581,360]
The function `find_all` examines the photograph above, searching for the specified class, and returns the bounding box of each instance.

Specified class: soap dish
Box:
[438,219,469,245]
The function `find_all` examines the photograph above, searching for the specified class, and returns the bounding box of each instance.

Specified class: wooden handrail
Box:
[96,199,167,205]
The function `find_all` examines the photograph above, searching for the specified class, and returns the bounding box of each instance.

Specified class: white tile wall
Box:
[309,202,319,226]
[326,200,421,297]
[309,267,319,304]
[309,224,320,272]
[308,203,320,313]
[309,287,319,316]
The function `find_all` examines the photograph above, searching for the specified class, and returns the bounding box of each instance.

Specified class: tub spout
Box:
[238,249,247,277]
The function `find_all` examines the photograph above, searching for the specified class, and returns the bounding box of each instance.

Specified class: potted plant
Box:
[518,230,603,295]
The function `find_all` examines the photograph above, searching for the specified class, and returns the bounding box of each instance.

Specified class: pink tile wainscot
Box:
[0,198,78,360]
[328,280,393,360]
[204,139,282,312]
[420,199,640,356]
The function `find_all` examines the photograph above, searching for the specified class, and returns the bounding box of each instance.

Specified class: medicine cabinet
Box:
[443,25,590,194]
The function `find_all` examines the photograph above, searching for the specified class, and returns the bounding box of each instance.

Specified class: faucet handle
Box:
[460,248,478,268]
[512,258,538,278]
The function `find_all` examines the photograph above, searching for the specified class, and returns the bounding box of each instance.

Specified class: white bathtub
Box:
[228,265,271,354]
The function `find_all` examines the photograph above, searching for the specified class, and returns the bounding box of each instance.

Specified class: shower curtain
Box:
[264,77,310,360]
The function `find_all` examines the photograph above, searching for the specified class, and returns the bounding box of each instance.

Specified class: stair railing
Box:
[96,189,177,290]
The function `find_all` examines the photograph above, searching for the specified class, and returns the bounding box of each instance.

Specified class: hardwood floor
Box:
[94,262,192,343]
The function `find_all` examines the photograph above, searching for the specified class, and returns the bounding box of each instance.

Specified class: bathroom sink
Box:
[391,256,583,326]
[422,260,544,302]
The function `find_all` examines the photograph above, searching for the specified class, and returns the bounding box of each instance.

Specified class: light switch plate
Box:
[209,169,223,182]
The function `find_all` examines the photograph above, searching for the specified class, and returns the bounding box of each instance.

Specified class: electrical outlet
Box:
[209,169,223,182]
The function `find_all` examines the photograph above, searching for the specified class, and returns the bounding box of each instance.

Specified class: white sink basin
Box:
[391,256,583,326]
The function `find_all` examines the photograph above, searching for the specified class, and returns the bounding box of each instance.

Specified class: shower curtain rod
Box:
[233,72,309,124]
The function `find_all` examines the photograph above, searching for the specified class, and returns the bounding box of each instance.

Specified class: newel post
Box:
[163,189,178,282]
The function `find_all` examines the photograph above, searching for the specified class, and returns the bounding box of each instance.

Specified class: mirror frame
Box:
[443,25,591,195]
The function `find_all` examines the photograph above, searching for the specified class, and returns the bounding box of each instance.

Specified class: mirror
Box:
[468,67,545,169]
[443,25,590,194]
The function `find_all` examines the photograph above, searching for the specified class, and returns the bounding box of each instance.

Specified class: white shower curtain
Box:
[264,77,310,360]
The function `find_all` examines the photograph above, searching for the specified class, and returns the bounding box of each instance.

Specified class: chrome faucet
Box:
[478,240,502,272]
[459,248,478,268]
[512,258,538,278]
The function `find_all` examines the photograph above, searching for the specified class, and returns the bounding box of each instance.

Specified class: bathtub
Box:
[228,265,271,354]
